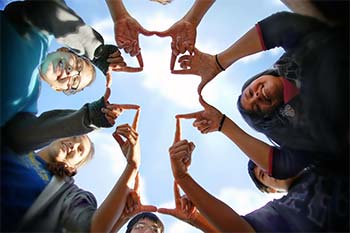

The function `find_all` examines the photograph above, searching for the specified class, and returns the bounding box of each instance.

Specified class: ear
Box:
[267,187,277,193]
[57,47,69,52]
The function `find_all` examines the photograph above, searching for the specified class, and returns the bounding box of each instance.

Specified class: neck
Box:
[37,148,54,163]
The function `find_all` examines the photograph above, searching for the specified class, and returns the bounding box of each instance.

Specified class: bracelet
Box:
[218,114,226,131]
[215,54,225,71]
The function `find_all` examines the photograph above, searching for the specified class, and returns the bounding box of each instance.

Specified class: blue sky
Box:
[2,0,290,232]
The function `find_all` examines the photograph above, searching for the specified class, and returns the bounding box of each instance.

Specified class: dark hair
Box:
[237,69,280,131]
[126,212,164,233]
[247,160,270,193]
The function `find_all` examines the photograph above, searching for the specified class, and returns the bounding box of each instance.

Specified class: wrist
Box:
[218,114,226,131]
[215,54,225,71]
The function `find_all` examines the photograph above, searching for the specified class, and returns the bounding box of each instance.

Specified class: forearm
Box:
[177,175,255,232]
[91,164,138,232]
[182,0,215,27]
[221,117,270,171]
[106,0,130,22]
[3,109,93,153]
[217,26,263,70]
[188,212,219,233]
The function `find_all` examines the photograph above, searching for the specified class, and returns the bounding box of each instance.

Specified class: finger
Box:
[173,181,181,203]
[107,104,140,110]
[176,112,201,119]
[104,115,115,125]
[199,95,211,109]
[113,132,125,147]
[112,66,143,72]
[170,53,176,71]
[197,80,209,95]
[178,55,191,63]
[136,53,144,68]
[132,108,140,130]
[173,118,181,144]
[140,205,158,213]
[139,26,155,37]
[108,50,121,57]
[134,172,140,194]
[171,69,194,75]
[104,87,111,102]
[157,208,176,216]
[153,29,172,38]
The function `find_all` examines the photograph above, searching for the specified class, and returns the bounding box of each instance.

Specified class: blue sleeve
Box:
[258,12,328,52]
[242,202,293,232]
[271,147,314,179]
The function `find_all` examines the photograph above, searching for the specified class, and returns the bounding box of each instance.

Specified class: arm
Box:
[3,97,111,153]
[158,182,219,232]
[154,0,215,70]
[168,140,255,232]
[105,0,154,68]
[177,96,271,171]
[91,113,141,232]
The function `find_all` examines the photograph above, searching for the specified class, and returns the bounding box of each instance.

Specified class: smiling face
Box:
[49,135,93,170]
[39,48,95,94]
[240,75,284,115]
[254,166,292,193]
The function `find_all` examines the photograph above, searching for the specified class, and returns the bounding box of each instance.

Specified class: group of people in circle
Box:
[1,0,348,232]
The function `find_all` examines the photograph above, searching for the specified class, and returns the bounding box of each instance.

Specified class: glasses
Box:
[63,57,84,95]
[132,222,161,233]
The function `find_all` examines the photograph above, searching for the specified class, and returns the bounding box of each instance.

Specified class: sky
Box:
[2,0,290,232]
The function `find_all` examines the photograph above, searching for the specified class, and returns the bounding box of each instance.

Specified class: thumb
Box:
[153,29,172,38]
[104,87,111,103]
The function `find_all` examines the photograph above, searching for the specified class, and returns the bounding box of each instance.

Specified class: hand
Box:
[158,182,198,222]
[176,95,223,134]
[113,109,141,169]
[114,15,155,68]
[122,173,157,219]
[172,48,222,94]
[154,18,196,70]
[102,88,140,125]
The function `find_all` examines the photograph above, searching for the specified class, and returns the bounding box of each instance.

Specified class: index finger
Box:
[176,111,201,120]
[170,53,176,71]
[136,53,144,68]
[104,87,111,103]
[173,181,181,204]
[112,66,143,73]
[199,95,211,109]
[116,104,140,110]
[134,172,140,194]
[153,29,172,38]
[132,108,140,130]
[105,71,112,88]
[173,118,181,144]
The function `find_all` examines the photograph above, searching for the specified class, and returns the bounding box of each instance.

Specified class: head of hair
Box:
[237,69,280,131]
[126,212,164,233]
[247,160,270,193]
[46,136,95,178]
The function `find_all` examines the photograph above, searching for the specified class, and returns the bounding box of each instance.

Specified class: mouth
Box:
[261,86,270,101]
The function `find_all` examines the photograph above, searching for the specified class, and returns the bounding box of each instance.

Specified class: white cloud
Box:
[91,18,115,44]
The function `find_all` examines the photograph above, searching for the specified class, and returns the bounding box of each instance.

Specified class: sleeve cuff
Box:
[267,146,274,176]
[255,23,267,50]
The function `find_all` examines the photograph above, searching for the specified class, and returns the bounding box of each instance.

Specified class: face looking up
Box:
[254,166,292,193]
[131,218,161,233]
[49,135,92,170]
[240,75,284,115]
[39,47,95,95]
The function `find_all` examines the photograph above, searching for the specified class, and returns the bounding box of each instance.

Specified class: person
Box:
[106,0,215,70]
[111,118,219,232]
[167,131,349,232]
[176,95,331,179]
[125,212,164,233]
[172,10,348,166]
[1,110,142,232]
[0,0,138,127]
